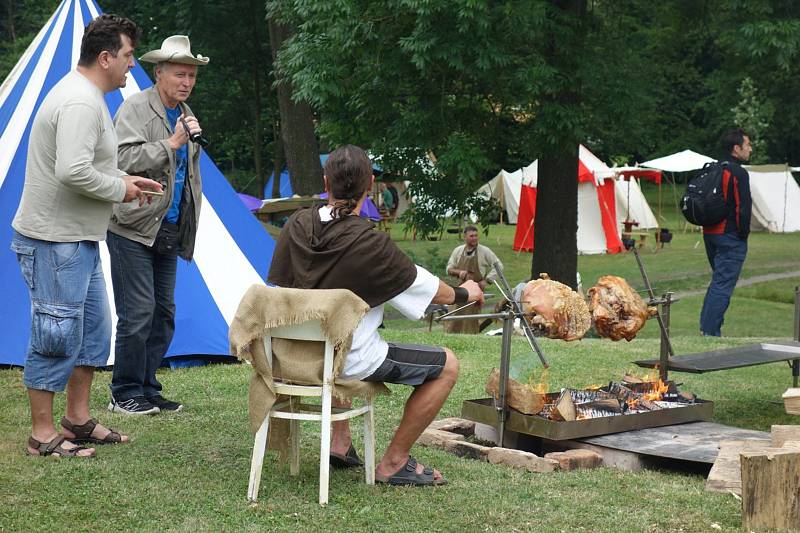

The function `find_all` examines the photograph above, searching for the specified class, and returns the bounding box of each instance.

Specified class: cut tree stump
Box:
[740,450,800,531]
[485,368,545,415]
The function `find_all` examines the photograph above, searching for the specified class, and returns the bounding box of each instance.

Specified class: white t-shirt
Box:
[339,264,439,379]
[307,205,440,379]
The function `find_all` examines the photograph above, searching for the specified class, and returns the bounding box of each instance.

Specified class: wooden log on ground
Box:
[740,450,800,531]
[485,368,545,415]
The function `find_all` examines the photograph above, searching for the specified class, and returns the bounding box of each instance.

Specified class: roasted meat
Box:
[588,275,657,341]
[520,274,591,341]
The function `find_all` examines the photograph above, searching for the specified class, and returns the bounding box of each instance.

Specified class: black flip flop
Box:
[375,456,448,486]
[329,444,364,468]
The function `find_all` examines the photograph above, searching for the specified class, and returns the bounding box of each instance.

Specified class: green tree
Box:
[731,77,773,164]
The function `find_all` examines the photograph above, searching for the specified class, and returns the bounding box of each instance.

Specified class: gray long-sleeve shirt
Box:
[12,70,126,242]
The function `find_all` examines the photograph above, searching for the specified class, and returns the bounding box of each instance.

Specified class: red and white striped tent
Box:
[513,145,627,255]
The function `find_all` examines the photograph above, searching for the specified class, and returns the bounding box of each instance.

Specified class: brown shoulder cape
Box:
[267,206,418,308]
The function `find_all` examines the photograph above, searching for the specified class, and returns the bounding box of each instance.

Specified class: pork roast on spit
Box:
[587,275,657,341]
[520,274,591,341]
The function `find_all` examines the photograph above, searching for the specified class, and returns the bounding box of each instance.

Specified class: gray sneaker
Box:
[108,395,160,415]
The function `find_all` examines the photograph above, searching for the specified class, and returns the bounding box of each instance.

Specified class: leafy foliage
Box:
[5,0,800,192]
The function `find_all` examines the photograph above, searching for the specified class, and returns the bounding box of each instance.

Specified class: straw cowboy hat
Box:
[139,35,209,66]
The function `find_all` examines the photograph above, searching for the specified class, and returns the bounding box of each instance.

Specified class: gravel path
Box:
[676,270,800,299]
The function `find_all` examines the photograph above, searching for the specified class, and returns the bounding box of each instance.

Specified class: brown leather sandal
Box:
[27,435,95,457]
[60,417,127,445]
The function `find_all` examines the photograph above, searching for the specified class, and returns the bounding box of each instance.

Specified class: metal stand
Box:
[793,286,799,388]
[659,292,673,382]
[438,263,548,446]
[632,247,679,382]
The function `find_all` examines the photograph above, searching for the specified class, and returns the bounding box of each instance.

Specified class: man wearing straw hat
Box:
[106,36,209,415]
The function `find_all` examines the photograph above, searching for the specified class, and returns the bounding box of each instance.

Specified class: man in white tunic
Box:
[269,145,483,486]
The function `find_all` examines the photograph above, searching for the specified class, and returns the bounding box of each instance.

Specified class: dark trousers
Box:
[700,232,747,336]
[107,230,178,401]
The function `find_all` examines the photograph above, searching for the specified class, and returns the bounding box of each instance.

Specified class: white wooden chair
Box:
[247,319,375,506]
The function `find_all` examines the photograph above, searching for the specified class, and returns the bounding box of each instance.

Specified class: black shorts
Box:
[363,343,447,387]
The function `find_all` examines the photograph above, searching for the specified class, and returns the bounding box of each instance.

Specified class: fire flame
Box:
[528,368,549,395]
[641,379,668,401]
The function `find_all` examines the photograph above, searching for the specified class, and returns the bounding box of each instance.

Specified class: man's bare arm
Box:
[432,279,484,305]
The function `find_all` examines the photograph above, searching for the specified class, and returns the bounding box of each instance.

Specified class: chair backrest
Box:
[263,319,335,386]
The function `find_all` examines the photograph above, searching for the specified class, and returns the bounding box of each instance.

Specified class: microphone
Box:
[180,116,209,148]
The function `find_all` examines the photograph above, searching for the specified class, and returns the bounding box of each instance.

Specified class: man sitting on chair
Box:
[268,145,482,486]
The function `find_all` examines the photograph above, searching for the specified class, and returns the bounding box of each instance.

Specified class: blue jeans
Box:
[107,230,178,401]
[700,232,748,336]
[10,231,112,392]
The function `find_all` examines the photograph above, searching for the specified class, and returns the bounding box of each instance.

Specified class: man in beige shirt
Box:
[11,15,161,457]
[446,225,502,291]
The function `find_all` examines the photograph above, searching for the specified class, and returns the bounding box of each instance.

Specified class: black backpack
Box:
[680,161,730,226]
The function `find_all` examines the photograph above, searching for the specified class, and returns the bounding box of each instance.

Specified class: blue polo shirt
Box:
[164,105,188,223]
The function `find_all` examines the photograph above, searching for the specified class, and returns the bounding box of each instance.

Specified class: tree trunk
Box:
[530,0,586,289]
[272,121,284,199]
[6,0,16,41]
[267,15,322,197]
[248,0,264,196]
[531,152,579,287]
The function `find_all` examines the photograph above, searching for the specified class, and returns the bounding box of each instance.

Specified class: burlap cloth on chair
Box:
[229,285,389,457]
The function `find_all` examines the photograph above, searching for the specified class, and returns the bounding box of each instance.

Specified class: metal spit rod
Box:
[492,261,549,368]
[497,310,515,446]
[632,247,676,359]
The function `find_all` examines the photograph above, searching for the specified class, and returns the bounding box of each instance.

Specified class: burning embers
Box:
[486,370,700,421]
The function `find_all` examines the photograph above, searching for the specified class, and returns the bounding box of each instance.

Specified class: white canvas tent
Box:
[614,176,659,229]
[578,147,659,230]
[481,148,658,231]
[745,164,800,232]
[642,150,715,172]
[476,161,536,224]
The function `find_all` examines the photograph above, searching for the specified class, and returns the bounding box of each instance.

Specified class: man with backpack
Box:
[699,128,752,336]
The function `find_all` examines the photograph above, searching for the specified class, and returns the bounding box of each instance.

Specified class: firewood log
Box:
[485,368,545,415]
[549,390,577,421]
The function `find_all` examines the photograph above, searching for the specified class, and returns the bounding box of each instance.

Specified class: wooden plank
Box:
[784,389,800,415]
[772,424,800,447]
[706,440,791,495]
[578,422,768,464]
[741,450,800,530]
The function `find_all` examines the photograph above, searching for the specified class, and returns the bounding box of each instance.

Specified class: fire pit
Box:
[463,379,713,441]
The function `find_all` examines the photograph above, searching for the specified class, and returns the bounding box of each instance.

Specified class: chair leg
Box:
[319,386,332,506]
[289,418,300,476]
[363,402,375,485]
[247,414,270,502]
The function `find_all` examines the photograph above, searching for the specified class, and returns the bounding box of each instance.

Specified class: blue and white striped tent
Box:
[0,0,274,366]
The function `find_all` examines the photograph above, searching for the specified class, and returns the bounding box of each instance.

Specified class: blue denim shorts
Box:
[11,231,112,392]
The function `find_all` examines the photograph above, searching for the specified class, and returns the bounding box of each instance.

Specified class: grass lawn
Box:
[2,185,798,532]
[1,331,797,532]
